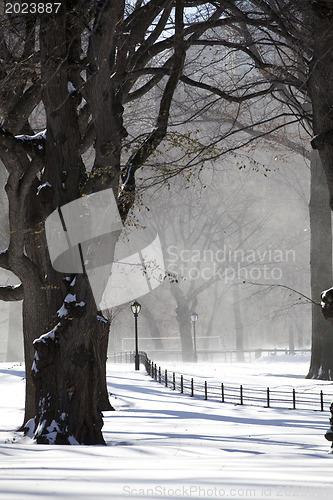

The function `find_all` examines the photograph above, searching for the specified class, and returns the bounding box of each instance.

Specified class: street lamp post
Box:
[190,312,198,362]
[131,301,141,370]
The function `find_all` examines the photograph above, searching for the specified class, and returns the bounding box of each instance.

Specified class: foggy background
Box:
[0,32,314,363]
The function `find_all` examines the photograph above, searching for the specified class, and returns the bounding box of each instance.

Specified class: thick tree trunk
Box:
[31,275,112,445]
[20,275,50,427]
[308,3,333,376]
[0,0,186,445]
[309,11,333,201]
[16,10,116,439]
[307,152,333,379]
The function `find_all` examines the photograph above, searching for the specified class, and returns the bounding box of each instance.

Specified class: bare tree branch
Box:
[5,82,42,135]
[180,75,276,102]
[119,0,186,217]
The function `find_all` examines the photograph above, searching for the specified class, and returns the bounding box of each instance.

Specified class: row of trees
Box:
[120,158,308,362]
[0,0,333,444]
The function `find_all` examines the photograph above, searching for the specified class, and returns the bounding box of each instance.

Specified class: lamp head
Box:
[131,300,142,315]
[190,312,198,323]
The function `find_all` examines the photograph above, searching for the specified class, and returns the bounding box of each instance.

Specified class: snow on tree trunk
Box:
[30,276,112,445]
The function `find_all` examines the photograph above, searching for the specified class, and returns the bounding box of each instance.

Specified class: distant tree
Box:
[145,168,277,362]
[219,113,332,377]
[187,0,333,378]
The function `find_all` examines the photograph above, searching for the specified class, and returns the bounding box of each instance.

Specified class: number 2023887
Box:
[5,2,62,14]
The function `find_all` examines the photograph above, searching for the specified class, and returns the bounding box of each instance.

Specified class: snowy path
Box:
[0,359,333,499]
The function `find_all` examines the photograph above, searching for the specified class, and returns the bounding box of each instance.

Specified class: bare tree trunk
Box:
[233,286,245,362]
[307,151,333,379]
[141,305,164,351]
[170,285,195,362]
[203,291,219,350]
[31,275,111,445]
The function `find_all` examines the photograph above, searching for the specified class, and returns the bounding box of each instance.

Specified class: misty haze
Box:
[0,1,333,499]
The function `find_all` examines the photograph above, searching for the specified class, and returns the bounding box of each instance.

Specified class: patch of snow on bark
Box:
[23,418,35,439]
[57,304,68,318]
[64,293,76,303]
[46,420,61,444]
[67,81,76,93]
[33,323,60,345]
[68,435,80,445]
[97,315,108,323]
[37,182,51,195]
[15,129,46,141]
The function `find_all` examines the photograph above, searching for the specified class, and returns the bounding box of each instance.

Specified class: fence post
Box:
[266,387,270,408]
[240,385,243,405]
[191,378,194,397]
[221,383,224,403]
[173,372,176,390]
[158,367,161,383]
[204,381,208,400]
[181,375,183,393]
[292,389,296,409]
[321,391,324,411]
[165,369,168,387]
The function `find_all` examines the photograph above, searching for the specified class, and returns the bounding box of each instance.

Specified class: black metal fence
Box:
[109,351,333,412]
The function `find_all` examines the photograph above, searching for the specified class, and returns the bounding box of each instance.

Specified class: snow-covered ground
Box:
[1,355,333,499]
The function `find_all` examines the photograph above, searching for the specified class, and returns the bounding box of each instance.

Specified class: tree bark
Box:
[21,9,119,442]
[307,151,333,379]
[31,276,111,445]
[308,5,333,377]
[309,7,333,204]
